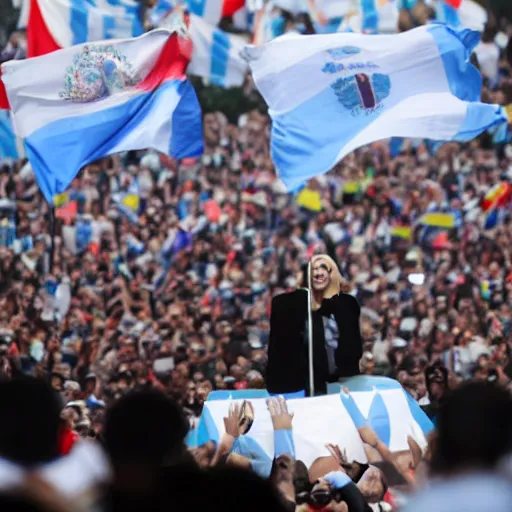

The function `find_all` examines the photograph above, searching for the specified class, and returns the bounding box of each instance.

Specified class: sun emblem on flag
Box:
[59,44,140,103]
[332,73,391,116]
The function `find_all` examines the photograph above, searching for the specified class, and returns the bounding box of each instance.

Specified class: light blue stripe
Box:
[361,0,378,33]
[199,406,219,444]
[25,80,203,203]
[210,29,231,87]
[271,390,306,399]
[103,15,117,39]
[436,2,460,26]
[206,390,270,401]
[403,390,434,436]
[336,376,403,393]
[340,391,368,429]
[186,0,207,18]
[0,111,18,159]
[367,392,391,446]
[70,0,89,45]
[150,0,175,25]
[427,24,481,102]
[453,102,507,141]
[79,0,143,39]
[389,137,404,157]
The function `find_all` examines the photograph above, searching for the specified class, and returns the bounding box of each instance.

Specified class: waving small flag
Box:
[244,25,507,190]
[435,0,460,27]
[390,225,412,240]
[340,0,398,34]
[296,187,322,212]
[481,182,512,212]
[2,30,203,203]
[417,212,458,229]
[0,110,20,159]
[26,0,144,57]
[188,14,247,87]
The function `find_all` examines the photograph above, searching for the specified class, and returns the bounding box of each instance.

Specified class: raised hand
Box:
[326,443,348,467]
[266,396,293,431]
[224,402,242,438]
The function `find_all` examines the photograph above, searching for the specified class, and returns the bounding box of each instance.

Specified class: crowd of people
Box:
[1,0,512,510]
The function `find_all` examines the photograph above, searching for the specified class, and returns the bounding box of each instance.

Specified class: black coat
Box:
[266,290,363,395]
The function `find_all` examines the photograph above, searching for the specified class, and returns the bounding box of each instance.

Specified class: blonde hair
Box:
[309,254,351,310]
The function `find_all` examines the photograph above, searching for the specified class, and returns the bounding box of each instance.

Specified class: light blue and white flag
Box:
[22,0,143,43]
[189,376,433,473]
[244,25,507,190]
[188,14,248,87]
[156,8,248,87]
[149,0,176,26]
[0,110,23,160]
[339,0,399,34]
[397,0,487,32]
[435,1,460,27]
[150,0,247,28]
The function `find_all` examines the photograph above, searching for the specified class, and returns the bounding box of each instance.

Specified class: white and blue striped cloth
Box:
[61,0,143,44]
[157,9,248,88]
[340,0,399,34]
[188,376,433,476]
[22,0,144,45]
[188,14,247,87]
[245,25,507,191]
[0,110,21,160]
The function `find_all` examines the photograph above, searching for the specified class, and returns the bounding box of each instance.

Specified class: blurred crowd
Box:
[2,0,512,509]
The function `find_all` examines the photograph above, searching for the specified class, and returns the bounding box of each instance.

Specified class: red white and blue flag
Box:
[1,29,203,203]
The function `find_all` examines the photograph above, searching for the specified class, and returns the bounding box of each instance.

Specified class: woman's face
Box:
[311,259,332,292]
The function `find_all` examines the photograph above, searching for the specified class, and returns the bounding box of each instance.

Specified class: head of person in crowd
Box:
[429,381,512,476]
[103,388,189,490]
[425,363,449,404]
[0,377,61,467]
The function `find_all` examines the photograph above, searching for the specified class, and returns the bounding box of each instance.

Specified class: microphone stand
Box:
[299,260,315,397]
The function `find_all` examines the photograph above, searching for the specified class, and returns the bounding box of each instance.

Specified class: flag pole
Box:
[306,260,315,397]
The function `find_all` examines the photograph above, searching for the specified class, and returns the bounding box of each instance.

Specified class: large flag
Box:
[188,376,433,475]
[1,30,203,203]
[244,25,507,190]
[25,0,144,57]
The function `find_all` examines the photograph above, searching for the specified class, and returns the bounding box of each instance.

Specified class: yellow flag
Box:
[122,194,140,212]
[297,188,322,212]
[390,226,412,240]
[343,181,360,194]
[53,192,69,208]
[418,212,456,228]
